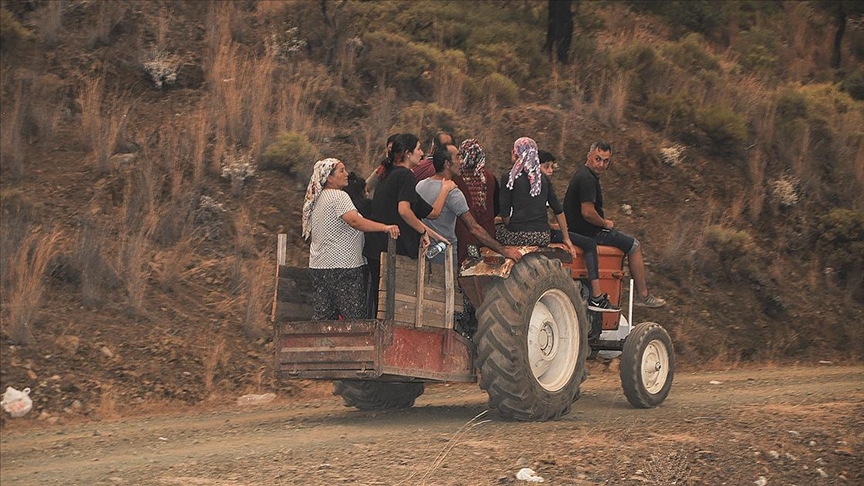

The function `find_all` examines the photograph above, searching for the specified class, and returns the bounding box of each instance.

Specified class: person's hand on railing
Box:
[384,224,400,240]
[500,246,523,262]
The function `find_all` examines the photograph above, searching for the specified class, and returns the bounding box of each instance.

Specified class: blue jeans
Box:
[550,230,599,281]
[593,229,639,255]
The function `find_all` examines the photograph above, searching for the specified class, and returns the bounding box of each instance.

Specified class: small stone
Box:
[754,476,768,486]
[784,453,797,462]
[809,440,817,446]
[788,430,800,437]
[27,370,38,380]
[816,468,828,478]
[768,450,780,460]
[38,412,51,421]
[100,347,114,359]
[709,380,723,385]
[815,458,826,466]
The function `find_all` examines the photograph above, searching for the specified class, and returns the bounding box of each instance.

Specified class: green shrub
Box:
[0,6,30,48]
[817,209,864,280]
[643,93,697,132]
[695,104,748,149]
[260,132,319,175]
[662,33,721,73]
[356,31,443,99]
[705,225,754,268]
[841,68,864,101]
[733,27,778,74]
[776,89,809,121]
[395,102,469,144]
[481,72,519,106]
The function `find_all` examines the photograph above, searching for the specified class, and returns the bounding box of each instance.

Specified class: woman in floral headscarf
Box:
[302,158,400,320]
[497,137,577,255]
[453,138,500,264]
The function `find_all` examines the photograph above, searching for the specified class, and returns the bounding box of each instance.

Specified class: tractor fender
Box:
[458,245,572,309]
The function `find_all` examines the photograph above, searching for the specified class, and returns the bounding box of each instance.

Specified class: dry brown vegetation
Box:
[0,0,862,419]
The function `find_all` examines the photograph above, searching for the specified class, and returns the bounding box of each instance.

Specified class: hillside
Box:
[1,0,862,422]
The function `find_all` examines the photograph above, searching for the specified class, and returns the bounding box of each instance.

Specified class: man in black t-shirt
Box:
[564,141,666,308]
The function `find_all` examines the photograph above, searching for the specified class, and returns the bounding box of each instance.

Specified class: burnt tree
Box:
[545,0,574,64]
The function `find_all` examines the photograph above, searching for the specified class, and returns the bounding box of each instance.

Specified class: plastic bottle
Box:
[426,241,446,259]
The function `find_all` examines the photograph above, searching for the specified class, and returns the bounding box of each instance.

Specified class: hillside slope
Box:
[0,0,862,421]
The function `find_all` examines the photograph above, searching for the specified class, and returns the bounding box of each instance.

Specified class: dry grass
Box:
[1,229,62,345]
[241,258,270,339]
[39,0,65,48]
[121,232,151,317]
[593,73,629,128]
[97,384,119,420]
[202,335,228,394]
[78,75,131,173]
[0,89,24,179]
[76,219,117,308]
[747,148,767,223]
[189,104,211,185]
[641,450,691,485]
[86,1,128,49]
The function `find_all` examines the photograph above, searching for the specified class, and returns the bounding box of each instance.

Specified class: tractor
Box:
[272,234,674,421]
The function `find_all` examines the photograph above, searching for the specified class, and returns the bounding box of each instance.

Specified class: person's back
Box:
[417,177,468,265]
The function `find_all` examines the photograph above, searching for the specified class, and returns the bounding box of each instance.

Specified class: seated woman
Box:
[498,137,577,255]
[370,133,452,259]
[302,158,399,320]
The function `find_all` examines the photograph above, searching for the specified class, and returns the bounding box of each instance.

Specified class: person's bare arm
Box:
[398,201,450,250]
[580,201,613,230]
[554,212,578,255]
[426,180,458,220]
[342,210,400,239]
[459,211,521,262]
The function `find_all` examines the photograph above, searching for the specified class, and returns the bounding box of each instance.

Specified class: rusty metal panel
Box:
[275,319,476,383]
[276,320,380,378]
[381,325,475,382]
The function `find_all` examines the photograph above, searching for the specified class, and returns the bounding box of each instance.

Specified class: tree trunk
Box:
[830,8,846,69]
[544,0,574,64]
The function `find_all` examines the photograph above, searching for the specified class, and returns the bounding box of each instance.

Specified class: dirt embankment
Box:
[1,365,862,485]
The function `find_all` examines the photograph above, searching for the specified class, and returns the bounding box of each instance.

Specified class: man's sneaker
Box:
[588,293,620,313]
[635,293,666,308]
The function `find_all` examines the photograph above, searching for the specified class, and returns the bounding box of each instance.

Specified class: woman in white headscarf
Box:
[497,137,577,255]
[302,158,400,320]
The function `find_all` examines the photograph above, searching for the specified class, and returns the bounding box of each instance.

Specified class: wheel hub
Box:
[641,340,670,394]
[527,289,581,392]
[538,321,555,357]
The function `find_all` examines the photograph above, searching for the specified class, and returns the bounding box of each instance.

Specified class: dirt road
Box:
[1,364,861,485]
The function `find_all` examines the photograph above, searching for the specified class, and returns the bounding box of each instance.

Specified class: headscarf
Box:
[506,137,541,197]
[301,158,341,240]
[459,139,489,211]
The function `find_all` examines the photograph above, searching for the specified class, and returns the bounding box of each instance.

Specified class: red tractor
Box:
[272,235,674,421]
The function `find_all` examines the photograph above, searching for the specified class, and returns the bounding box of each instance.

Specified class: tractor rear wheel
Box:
[474,255,589,421]
[620,322,674,408]
[333,381,424,410]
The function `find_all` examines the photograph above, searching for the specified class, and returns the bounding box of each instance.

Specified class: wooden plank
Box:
[416,246,426,328]
[277,234,287,266]
[274,301,314,321]
[444,245,455,330]
[385,238,396,320]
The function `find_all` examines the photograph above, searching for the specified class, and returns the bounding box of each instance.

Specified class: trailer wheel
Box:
[475,255,589,421]
[333,380,424,410]
[620,322,674,408]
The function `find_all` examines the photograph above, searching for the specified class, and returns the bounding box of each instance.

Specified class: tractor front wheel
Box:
[333,381,424,410]
[474,255,589,421]
[620,322,674,408]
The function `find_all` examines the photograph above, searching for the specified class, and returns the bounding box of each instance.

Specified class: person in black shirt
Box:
[564,141,666,308]
[498,137,578,257]
[371,133,453,259]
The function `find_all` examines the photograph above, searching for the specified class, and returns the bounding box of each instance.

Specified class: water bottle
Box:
[426,241,446,259]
